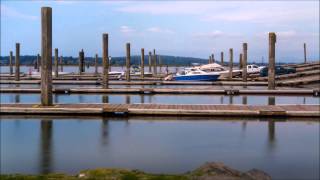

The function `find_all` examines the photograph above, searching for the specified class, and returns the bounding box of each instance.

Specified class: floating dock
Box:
[1,104,319,117]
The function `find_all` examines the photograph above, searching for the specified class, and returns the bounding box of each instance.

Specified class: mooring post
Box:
[239,53,243,69]
[37,54,41,72]
[159,55,162,73]
[221,52,224,65]
[228,48,233,80]
[242,43,247,82]
[303,43,307,63]
[9,51,13,75]
[268,32,276,90]
[211,54,215,63]
[15,43,20,81]
[148,51,152,73]
[80,49,85,74]
[59,56,63,72]
[141,48,145,79]
[54,48,58,77]
[208,56,212,64]
[41,7,52,106]
[126,43,131,81]
[102,33,109,88]
[153,49,157,76]
[95,54,98,76]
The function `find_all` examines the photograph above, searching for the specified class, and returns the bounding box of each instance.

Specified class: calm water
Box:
[0,93,318,105]
[1,117,319,180]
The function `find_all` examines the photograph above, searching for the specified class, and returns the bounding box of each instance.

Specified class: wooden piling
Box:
[141,48,145,79]
[304,43,307,63]
[41,7,53,106]
[242,43,247,82]
[15,43,20,81]
[102,34,109,88]
[239,53,243,69]
[54,48,58,77]
[95,54,98,75]
[268,32,276,90]
[228,48,233,80]
[159,55,162,73]
[9,51,13,75]
[153,49,157,76]
[148,51,152,73]
[37,54,41,72]
[59,56,63,72]
[79,49,85,74]
[221,52,224,65]
[208,56,212,64]
[126,43,131,81]
[211,54,215,63]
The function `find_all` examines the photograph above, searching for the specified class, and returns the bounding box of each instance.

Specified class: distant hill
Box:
[0,55,209,66]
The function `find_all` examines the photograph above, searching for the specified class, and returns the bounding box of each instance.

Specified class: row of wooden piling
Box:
[5,6,312,107]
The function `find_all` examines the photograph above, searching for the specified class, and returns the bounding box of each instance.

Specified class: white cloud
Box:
[1,5,38,20]
[146,27,174,34]
[114,1,318,24]
[120,25,135,33]
[193,30,224,38]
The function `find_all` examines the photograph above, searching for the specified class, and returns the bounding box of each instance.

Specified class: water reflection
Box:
[101,118,109,146]
[1,116,319,179]
[102,95,109,103]
[268,96,275,105]
[39,120,53,174]
[242,96,247,105]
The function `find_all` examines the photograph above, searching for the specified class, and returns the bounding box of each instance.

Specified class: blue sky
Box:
[1,0,319,63]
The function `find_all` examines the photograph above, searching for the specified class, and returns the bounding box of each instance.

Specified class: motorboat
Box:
[173,68,220,81]
[30,71,71,77]
[197,63,242,78]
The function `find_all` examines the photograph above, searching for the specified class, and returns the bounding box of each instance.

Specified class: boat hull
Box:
[173,74,219,81]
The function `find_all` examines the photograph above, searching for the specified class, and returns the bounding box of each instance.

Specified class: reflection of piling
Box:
[54,48,58,77]
[141,48,145,79]
[220,52,224,65]
[126,95,130,104]
[303,43,307,63]
[59,56,63,72]
[268,33,276,90]
[41,7,53,106]
[9,51,13,75]
[268,120,275,142]
[242,96,247,105]
[239,53,243,69]
[40,120,53,174]
[102,34,109,88]
[126,43,131,81]
[37,54,41,72]
[15,43,20,81]
[242,43,247,82]
[95,54,98,76]
[148,51,152,73]
[102,95,109,103]
[228,48,233,80]
[268,96,275,105]
[153,49,157,76]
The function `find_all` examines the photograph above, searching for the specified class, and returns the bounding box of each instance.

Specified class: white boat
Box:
[247,64,265,74]
[30,71,71,77]
[173,68,220,81]
[197,63,242,78]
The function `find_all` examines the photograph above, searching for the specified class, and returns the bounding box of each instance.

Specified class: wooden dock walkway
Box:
[0,87,319,96]
[1,104,319,117]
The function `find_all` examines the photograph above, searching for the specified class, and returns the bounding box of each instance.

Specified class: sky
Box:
[1,0,319,63]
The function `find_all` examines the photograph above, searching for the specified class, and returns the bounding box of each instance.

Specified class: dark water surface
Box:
[1,116,319,180]
[0,93,318,105]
